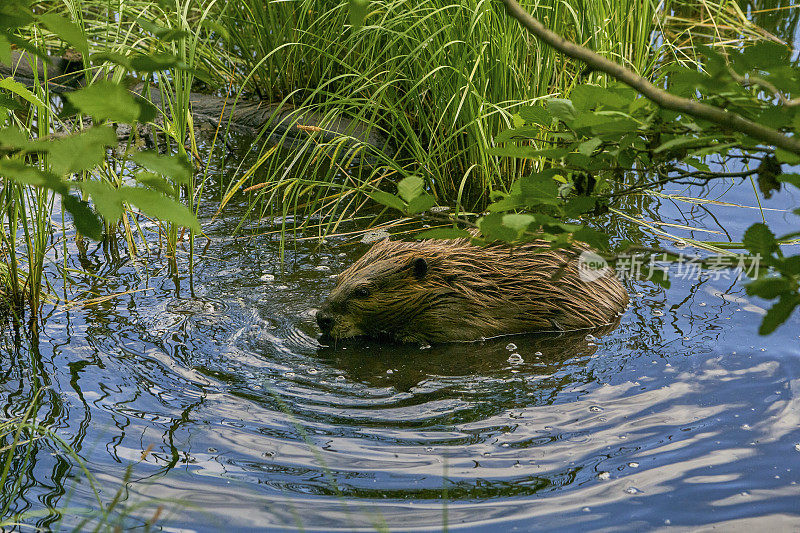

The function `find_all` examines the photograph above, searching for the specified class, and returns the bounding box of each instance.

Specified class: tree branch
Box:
[500,0,800,155]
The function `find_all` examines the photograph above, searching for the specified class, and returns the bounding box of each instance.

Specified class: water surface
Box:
[2,165,800,531]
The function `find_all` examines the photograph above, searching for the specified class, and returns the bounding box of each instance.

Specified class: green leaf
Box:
[740,41,789,70]
[783,256,800,275]
[546,98,577,122]
[0,36,9,66]
[397,175,424,202]
[62,194,102,240]
[65,82,155,123]
[564,196,597,218]
[518,105,552,126]
[130,151,192,185]
[573,226,609,251]
[368,189,405,211]
[502,213,535,233]
[495,125,543,142]
[136,18,188,41]
[416,227,471,240]
[0,159,66,192]
[407,193,435,214]
[118,186,199,232]
[0,126,34,150]
[349,0,369,27]
[0,0,35,29]
[46,126,116,175]
[571,85,632,112]
[577,137,602,156]
[683,157,710,172]
[79,180,123,222]
[37,14,88,56]
[90,51,131,69]
[775,148,800,165]
[0,77,49,110]
[742,223,778,257]
[569,112,614,130]
[478,212,518,242]
[519,170,560,204]
[486,194,525,212]
[130,53,188,72]
[746,277,792,299]
[135,171,175,196]
[778,173,800,190]
[0,92,23,112]
[758,294,800,335]
[642,265,671,289]
[654,136,717,154]
[535,213,579,233]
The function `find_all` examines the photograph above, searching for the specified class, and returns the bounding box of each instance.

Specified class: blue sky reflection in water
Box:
[2,167,800,531]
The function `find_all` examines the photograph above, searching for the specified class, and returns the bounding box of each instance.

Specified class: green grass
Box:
[217,0,668,218]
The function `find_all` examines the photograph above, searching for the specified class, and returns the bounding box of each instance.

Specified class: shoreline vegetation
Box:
[1,0,799,528]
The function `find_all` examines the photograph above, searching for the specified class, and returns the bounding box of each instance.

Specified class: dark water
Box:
[3,163,800,531]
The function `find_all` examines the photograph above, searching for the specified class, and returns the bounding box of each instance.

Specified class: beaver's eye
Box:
[353,286,371,299]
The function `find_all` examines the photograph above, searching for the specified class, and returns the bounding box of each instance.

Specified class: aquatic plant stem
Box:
[500,0,800,155]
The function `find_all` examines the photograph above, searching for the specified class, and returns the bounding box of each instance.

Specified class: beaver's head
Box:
[316,240,448,342]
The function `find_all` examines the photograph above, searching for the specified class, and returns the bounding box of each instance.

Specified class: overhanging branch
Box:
[500,0,800,155]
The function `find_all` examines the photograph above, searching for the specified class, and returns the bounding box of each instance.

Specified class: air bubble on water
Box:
[794,443,800,452]
[664,520,671,525]
[635,292,644,297]
[387,369,394,374]
[598,471,611,480]
[652,309,664,316]
[589,406,603,412]
[699,302,707,307]
[260,274,275,282]
[307,368,318,375]
[625,487,642,494]
[584,334,597,342]
[741,424,751,430]
[628,462,639,468]
[420,344,432,350]
[314,265,331,272]
[208,447,218,453]
[501,443,510,447]
[425,447,434,452]
[741,491,750,497]
[582,507,591,512]
[508,353,524,364]
[284,372,296,378]
[674,241,687,248]
[534,351,543,356]
[506,343,517,351]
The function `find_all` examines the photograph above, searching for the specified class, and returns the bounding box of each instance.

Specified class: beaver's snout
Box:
[316,309,334,335]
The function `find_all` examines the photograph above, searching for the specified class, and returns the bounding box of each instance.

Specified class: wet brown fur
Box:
[317,236,629,343]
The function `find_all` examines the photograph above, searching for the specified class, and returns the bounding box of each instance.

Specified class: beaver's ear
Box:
[412,257,428,279]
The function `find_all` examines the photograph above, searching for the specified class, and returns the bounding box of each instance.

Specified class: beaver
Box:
[316,235,628,344]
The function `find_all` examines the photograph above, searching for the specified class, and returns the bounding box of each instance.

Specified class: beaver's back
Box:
[317,237,628,343]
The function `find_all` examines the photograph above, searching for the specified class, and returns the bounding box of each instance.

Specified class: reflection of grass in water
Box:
[0,390,185,531]
[266,382,391,532]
